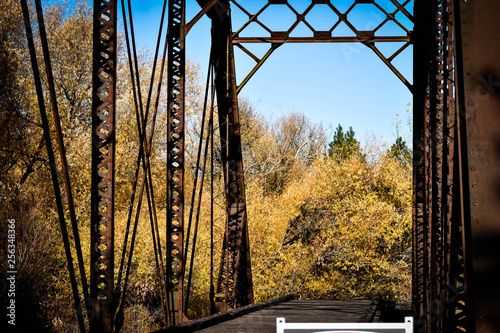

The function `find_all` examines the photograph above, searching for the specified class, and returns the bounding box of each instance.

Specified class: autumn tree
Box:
[243,111,327,194]
[0,1,86,331]
[327,124,363,161]
[389,136,412,166]
[251,149,412,305]
[1,0,413,329]
[0,1,207,330]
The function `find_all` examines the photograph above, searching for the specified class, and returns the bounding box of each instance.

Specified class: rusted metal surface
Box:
[412,1,472,332]
[457,0,500,332]
[90,0,117,332]
[229,0,413,91]
[411,2,433,329]
[209,0,254,311]
[166,0,186,326]
[22,0,500,330]
[232,36,410,43]
[33,0,90,314]
[21,1,87,332]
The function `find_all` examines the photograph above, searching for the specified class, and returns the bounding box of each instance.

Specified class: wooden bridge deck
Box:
[160,297,378,333]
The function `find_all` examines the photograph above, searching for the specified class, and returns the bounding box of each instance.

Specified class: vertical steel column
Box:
[457,0,500,332]
[450,1,473,331]
[210,0,254,311]
[429,3,447,332]
[166,0,186,326]
[412,0,434,328]
[440,2,464,331]
[413,1,470,332]
[90,0,117,332]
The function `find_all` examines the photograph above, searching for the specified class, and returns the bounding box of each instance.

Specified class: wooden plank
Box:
[194,300,373,332]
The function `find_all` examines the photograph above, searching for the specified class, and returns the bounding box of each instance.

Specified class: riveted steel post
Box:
[90,0,117,332]
[413,1,472,332]
[166,0,186,326]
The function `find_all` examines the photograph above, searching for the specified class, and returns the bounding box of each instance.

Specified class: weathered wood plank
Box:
[194,299,373,332]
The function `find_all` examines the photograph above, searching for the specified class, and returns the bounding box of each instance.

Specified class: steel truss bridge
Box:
[20,0,500,332]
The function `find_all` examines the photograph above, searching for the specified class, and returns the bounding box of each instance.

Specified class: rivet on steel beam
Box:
[471,167,476,171]
[473,201,479,206]
[465,57,470,61]
[468,117,473,122]
[470,149,475,154]
[474,219,480,224]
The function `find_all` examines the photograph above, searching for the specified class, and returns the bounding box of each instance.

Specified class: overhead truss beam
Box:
[229,0,414,92]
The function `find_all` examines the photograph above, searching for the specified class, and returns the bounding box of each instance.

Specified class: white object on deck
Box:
[276,316,413,333]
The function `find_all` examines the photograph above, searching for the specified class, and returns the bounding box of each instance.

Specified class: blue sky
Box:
[130,1,413,146]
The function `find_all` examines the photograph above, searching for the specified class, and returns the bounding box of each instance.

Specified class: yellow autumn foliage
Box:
[1,1,412,331]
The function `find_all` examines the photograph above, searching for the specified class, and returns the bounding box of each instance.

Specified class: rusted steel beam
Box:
[166,0,186,326]
[236,43,281,94]
[33,0,90,310]
[228,0,413,92]
[457,0,500,332]
[232,36,411,44]
[413,1,472,332]
[21,1,87,331]
[209,0,254,312]
[412,1,432,329]
[90,0,117,332]
[450,1,473,332]
[362,42,413,92]
[186,0,219,35]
